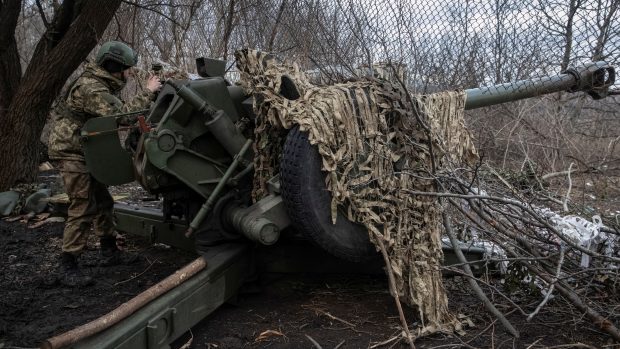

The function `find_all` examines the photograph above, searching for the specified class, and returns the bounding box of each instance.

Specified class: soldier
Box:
[48,41,162,286]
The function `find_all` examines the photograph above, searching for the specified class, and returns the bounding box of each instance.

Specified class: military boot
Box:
[59,252,93,287]
[99,236,140,266]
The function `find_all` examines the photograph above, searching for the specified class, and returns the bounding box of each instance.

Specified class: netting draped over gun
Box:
[77,51,619,342]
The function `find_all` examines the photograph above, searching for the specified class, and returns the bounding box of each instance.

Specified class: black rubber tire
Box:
[280,126,378,262]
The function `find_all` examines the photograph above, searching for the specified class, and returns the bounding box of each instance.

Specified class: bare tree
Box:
[537,0,584,70]
[0,0,122,191]
[589,0,619,61]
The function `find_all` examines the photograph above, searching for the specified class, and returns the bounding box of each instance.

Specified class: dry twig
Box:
[468,199,620,341]
[527,245,565,321]
[305,334,323,349]
[178,330,193,349]
[369,335,401,348]
[442,211,519,338]
[333,339,346,349]
[114,258,158,286]
[562,163,574,212]
[304,306,356,328]
[376,238,416,348]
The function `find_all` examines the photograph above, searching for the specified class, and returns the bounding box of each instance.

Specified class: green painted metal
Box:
[69,60,612,349]
[168,81,253,161]
[83,61,615,195]
[70,243,250,349]
[143,137,227,198]
[226,194,290,245]
[138,78,250,200]
[114,203,486,274]
[196,57,227,78]
[114,203,195,252]
[465,61,615,109]
[82,116,135,185]
[228,213,280,245]
[188,139,254,234]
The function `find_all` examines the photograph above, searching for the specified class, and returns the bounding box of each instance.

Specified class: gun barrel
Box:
[464,61,615,110]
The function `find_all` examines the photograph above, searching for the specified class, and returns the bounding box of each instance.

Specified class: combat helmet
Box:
[96,41,138,68]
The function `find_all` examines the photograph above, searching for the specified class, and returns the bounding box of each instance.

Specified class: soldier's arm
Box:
[116,76,162,122]
[81,88,123,118]
[82,89,154,125]
[121,90,155,114]
[114,91,155,125]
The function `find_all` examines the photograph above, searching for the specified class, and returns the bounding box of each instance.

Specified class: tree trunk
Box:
[0,0,22,113]
[0,0,122,191]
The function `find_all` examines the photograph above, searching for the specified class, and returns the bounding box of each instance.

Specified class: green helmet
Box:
[96,41,138,68]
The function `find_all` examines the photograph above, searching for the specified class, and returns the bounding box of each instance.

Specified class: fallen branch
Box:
[305,334,323,349]
[442,211,519,338]
[562,163,574,212]
[541,166,583,180]
[376,238,416,348]
[114,258,158,286]
[369,335,401,348]
[542,344,599,349]
[441,266,527,316]
[527,245,565,321]
[407,189,620,263]
[470,201,620,341]
[333,339,346,349]
[306,307,356,328]
[42,257,208,349]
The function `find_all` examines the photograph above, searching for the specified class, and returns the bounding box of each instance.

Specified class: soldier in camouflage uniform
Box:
[48,41,162,286]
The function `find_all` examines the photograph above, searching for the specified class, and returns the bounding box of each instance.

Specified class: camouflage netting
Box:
[236,49,478,336]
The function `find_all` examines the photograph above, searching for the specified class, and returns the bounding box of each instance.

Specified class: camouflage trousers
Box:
[59,160,115,255]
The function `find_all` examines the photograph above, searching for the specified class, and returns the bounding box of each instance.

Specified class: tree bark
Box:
[0,0,23,111]
[0,0,122,191]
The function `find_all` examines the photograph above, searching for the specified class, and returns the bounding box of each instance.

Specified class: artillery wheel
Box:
[280,126,378,262]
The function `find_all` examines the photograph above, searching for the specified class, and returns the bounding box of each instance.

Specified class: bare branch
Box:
[35,0,51,29]
[442,211,520,338]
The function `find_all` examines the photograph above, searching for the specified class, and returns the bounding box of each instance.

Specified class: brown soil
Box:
[185,274,618,348]
[0,172,618,348]
[0,219,194,348]
[1,217,616,348]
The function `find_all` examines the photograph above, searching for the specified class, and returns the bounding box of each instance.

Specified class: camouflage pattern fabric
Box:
[48,63,154,161]
[58,160,115,255]
[48,62,153,254]
[236,49,479,337]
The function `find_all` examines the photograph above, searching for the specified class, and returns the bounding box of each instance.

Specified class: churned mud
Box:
[0,220,616,348]
[0,172,617,348]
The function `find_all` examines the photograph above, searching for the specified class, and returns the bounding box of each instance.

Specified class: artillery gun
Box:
[83,58,615,261]
[70,58,616,349]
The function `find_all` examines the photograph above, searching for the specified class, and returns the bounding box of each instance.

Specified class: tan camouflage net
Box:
[236,49,478,336]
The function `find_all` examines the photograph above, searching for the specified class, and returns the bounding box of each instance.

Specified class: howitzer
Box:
[82,58,615,261]
[70,58,616,349]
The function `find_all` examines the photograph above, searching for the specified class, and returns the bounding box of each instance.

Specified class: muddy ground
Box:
[1,223,617,348]
[1,172,619,348]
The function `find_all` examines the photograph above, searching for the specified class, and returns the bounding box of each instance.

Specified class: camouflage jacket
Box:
[48,63,155,161]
